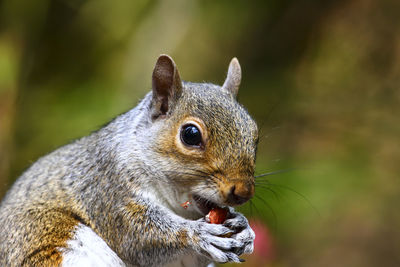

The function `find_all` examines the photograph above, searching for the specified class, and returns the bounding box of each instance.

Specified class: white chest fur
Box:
[61,223,126,267]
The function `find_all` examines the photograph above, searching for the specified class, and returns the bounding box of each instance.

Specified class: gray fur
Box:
[0,56,258,266]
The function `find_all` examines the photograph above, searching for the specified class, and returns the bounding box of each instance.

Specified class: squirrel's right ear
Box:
[151,54,182,119]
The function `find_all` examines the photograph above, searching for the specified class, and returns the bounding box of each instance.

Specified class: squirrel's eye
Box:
[181,124,202,147]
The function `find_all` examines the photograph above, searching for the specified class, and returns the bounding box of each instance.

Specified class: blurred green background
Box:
[1,0,400,266]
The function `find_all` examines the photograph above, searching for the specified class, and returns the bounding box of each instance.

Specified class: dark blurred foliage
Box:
[1,0,400,266]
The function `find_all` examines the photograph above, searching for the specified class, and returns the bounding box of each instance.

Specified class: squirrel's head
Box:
[147,55,258,217]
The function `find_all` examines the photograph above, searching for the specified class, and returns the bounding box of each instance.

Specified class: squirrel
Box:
[0,54,259,267]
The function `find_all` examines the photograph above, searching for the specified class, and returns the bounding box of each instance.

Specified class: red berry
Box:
[208,207,228,224]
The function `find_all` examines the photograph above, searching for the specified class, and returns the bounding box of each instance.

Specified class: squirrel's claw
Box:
[223,216,247,230]
[224,209,255,255]
[233,228,255,254]
[189,211,255,263]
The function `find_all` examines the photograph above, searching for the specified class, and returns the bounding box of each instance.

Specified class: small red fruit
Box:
[208,207,229,224]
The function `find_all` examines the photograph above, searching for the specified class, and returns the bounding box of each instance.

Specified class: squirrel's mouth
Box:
[192,194,220,215]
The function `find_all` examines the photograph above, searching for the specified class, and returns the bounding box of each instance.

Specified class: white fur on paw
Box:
[193,221,242,263]
[191,212,255,263]
[224,209,249,229]
[233,225,255,254]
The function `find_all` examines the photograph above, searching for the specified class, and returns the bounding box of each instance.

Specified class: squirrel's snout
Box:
[225,182,254,206]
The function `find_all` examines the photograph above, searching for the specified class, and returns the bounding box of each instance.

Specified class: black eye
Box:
[181,124,202,147]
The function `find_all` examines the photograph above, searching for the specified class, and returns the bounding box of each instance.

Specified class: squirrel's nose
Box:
[226,182,254,206]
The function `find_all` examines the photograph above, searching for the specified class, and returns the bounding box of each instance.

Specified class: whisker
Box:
[248,199,254,217]
[267,182,320,217]
[255,168,296,179]
[254,194,277,231]
[255,184,281,202]
[245,198,262,219]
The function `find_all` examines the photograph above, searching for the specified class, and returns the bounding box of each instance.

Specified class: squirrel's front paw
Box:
[189,220,245,263]
[223,208,255,255]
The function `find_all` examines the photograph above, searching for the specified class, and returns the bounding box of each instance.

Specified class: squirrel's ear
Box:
[222,57,241,98]
[151,54,182,119]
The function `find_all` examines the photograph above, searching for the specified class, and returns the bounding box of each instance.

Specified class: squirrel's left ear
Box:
[222,57,241,98]
[151,54,183,119]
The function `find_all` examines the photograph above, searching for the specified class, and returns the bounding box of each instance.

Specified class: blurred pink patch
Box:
[248,219,275,264]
